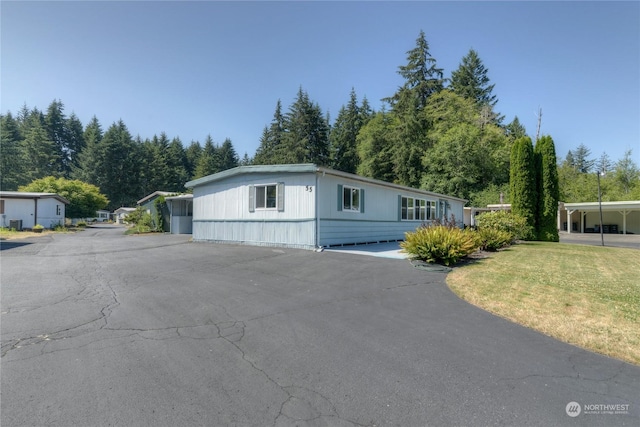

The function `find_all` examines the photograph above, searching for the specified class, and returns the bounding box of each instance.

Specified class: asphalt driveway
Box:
[2,225,639,426]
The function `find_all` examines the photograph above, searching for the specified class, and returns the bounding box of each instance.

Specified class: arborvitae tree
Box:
[450,49,498,111]
[218,138,239,171]
[509,136,537,239]
[534,135,559,241]
[0,112,26,190]
[185,140,202,179]
[194,135,220,178]
[329,88,367,173]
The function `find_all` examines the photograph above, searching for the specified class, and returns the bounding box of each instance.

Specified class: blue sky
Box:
[2,1,639,165]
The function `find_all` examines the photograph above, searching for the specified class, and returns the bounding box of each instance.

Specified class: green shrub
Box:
[475,211,532,241]
[476,228,513,251]
[401,225,479,266]
[76,221,87,227]
[32,224,44,230]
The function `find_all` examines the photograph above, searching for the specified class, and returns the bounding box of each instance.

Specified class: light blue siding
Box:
[193,219,316,250]
[318,219,422,247]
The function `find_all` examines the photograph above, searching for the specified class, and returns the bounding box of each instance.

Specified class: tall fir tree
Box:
[0,112,26,190]
[329,88,368,173]
[509,136,537,239]
[534,135,559,241]
[21,119,60,183]
[44,100,69,176]
[65,113,85,173]
[165,137,189,192]
[185,140,202,180]
[505,116,527,140]
[253,100,286,165]
[282,87,329,165]
[95,120,141,209]
[450,49,498,108]
[194,135,220,178]
[218,138,239,171]
[383,31,444,187]
[72,116,103,184]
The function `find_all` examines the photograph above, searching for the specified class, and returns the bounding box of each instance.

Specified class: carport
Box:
[563,201,640,235]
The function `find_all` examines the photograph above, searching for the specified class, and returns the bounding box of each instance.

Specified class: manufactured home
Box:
[0,191,69,230]
[185,164,466,250]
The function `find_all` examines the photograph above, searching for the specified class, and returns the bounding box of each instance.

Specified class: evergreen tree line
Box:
[0,102,241,210]
[252,31,525,206]
[558,144,640,202]
[2,31,638,211]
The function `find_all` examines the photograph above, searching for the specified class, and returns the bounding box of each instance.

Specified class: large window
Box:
[401,196,435,221]
[255,184,277,209]
[343,186,360,212]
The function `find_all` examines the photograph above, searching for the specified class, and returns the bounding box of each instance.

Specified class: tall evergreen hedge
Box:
[535,135,560,241]
[509,136,537,239]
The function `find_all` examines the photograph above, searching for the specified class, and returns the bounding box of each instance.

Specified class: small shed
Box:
[185,164,466,250]
[0,191,69,230]
[164,194,193,234]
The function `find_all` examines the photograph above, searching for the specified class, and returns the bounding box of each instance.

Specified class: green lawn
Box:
[447,242,640,365]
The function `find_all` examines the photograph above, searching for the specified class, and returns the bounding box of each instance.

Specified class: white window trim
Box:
[255,183,279,210]
[401,196,433,221]
[343,185,361,213]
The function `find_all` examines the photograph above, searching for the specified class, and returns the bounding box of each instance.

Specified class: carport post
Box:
[597,171,604,246]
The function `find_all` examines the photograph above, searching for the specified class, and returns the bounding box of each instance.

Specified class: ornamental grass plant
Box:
[400,224,479,266]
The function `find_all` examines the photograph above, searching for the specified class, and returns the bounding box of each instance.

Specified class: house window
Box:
[256,184,277,209]
[426,200,436,220]
[0,200,4,214]
[343,186,360,212]
[401,197,433,221]
[249,183,284,212]
[56,205,61,215]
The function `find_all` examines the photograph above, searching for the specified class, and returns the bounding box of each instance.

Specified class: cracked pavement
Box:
[1,225,639,426]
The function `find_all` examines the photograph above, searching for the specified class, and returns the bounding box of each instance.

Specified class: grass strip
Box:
[447,242,640,365]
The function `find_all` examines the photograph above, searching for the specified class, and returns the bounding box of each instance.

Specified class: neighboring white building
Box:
[561,201,640,235]
[0,191,69,230]
[113,207,136,224]
[185,164,466,250]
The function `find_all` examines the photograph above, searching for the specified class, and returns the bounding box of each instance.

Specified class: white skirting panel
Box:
[193,219,317,250]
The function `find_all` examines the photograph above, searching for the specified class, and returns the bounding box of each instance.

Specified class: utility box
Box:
[9,219,22,231]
